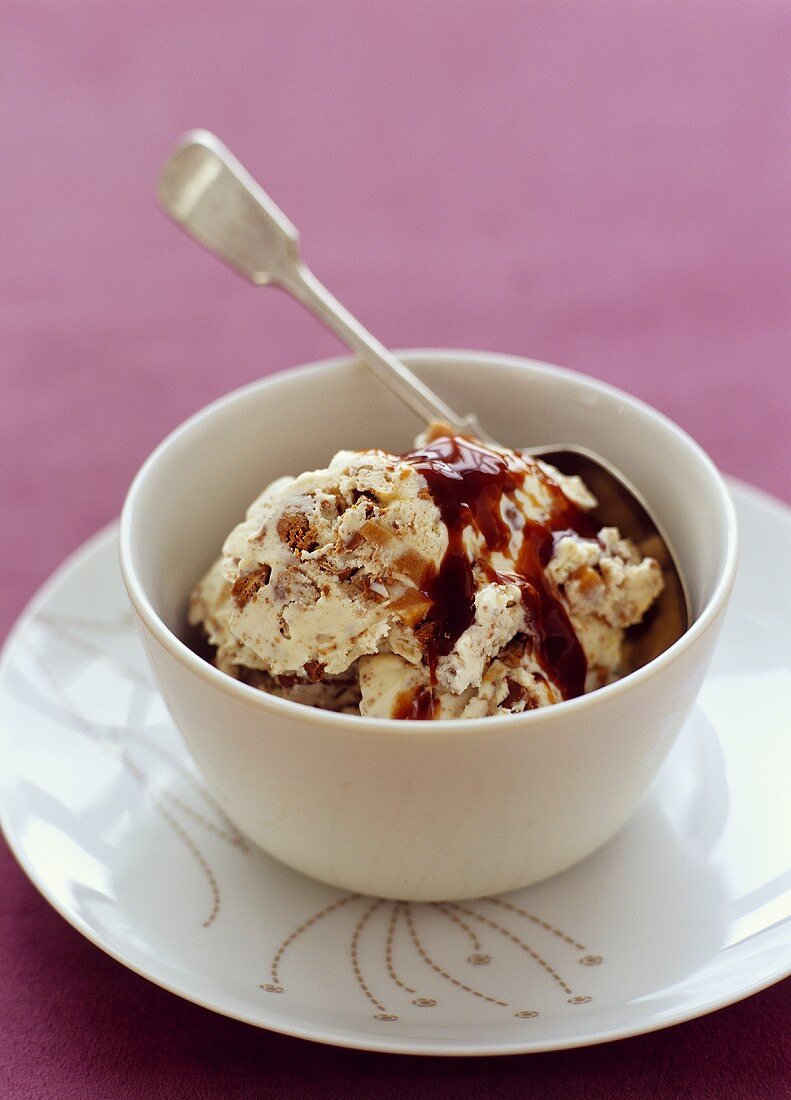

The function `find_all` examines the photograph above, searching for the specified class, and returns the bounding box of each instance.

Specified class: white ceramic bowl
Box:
[120,351,737,901]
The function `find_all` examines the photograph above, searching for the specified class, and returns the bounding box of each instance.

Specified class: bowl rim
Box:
[119,348,738,735]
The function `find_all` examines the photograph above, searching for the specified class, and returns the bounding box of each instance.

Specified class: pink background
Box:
[2,2,789,1096]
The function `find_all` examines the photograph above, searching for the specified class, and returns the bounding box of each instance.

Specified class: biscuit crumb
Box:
[231,565,272,608]
[277,511,319,553]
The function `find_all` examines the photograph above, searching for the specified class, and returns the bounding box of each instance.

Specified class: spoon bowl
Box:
[528,445,690,668]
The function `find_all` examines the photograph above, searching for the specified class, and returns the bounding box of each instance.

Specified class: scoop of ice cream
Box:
[189,431,664,719]
[221,449,446,676]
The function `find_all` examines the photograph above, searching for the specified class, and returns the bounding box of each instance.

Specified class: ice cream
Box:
[189,429,664,719]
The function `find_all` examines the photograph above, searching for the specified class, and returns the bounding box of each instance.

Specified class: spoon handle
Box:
[282,262,471,430]
[158,130,479,434]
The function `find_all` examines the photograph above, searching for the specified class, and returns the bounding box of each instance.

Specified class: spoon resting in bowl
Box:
[157,129,690,667]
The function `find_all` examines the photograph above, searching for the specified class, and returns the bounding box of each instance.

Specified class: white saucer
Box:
[1,478,789,1056]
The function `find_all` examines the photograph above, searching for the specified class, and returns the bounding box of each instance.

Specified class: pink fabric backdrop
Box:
[1,2,789,1096]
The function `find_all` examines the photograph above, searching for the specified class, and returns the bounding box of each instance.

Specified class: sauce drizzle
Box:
[396,435,595,718]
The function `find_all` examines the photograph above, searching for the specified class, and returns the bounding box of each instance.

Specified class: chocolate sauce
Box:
[399,435,595,716]
[393,684,436,721]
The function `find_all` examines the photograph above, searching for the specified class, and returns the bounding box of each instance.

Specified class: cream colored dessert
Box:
[189,430,664,719]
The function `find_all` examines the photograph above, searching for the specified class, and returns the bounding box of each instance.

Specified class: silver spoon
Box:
[157,130,690,665]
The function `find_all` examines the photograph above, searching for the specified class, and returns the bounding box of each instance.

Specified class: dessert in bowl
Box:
[189,426,666,720]
[119,350,737,900]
